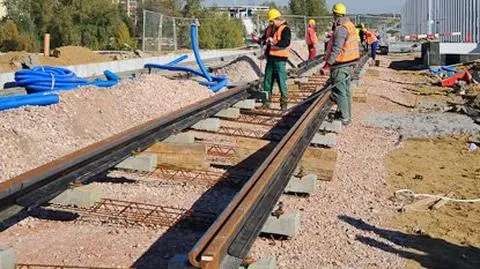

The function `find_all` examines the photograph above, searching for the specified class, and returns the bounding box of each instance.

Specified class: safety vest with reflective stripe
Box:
[269,24,290,59]
[355,28,361,42]
[325,20,360,64]
[365,31,378,45]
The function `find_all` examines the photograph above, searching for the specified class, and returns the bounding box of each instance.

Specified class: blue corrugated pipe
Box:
[0,92,59,111]
[15,66,120,93]
[144,24,229,92]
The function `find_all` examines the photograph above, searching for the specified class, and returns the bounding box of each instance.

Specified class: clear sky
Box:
[205,0,406,14]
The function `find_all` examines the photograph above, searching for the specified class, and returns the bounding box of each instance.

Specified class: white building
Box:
[401,0,480,43]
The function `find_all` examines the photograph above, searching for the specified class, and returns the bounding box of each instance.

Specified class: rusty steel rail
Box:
[0,81,260,226]
[188,87,333,268]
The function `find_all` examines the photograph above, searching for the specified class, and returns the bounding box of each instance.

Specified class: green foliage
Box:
[0,20,39,52]
[262,1,278,9]
[115,22,137,50]
[198,12,245,49]
[289,0,329,17]
[183,0,203,17]
[1,0,132,51]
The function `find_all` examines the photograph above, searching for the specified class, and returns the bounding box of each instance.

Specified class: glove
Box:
[320,63,330,76]
[266,37,274,44]
[251,33,259,42]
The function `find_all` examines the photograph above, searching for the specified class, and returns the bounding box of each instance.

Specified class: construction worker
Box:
[306,19,318,60]
[252,9,291,110]
[356,23,367,52]
[365,29,379,60]
[321,2,360,126]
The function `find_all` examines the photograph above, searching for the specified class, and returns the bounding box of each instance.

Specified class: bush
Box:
[115,22,137,50]
[198,12,245,49]
[0,20,39,52]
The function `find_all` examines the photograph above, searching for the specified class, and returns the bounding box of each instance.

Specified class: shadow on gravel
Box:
[338,215,480,269]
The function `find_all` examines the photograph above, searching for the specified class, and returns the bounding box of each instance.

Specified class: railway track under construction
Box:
[0,53,370,269]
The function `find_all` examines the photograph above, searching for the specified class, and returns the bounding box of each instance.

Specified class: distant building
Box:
[213,5,269,18]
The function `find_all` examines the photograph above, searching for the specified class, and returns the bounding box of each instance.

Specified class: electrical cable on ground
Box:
[395,189,480,203]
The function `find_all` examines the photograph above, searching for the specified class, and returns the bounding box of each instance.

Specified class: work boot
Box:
[262,101,271,109]
[342,119,352,127]
[280,102,288,111]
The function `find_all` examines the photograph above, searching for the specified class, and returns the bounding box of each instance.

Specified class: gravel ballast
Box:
[365,112,480,138]
[0,75,213,182]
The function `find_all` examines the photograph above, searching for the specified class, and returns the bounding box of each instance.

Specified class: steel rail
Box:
[0,81,259,225]
[187,52,371,269]
[188,86,333,268]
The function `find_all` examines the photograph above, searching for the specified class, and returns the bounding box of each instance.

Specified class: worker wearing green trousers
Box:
[263,58,288,109]
[251,9,291,110]
[331,65,353,122]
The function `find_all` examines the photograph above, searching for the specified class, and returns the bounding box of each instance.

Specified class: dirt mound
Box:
[0,51,31,72]
[0,75,213,182]
[0,46,113,73]
[49,46,112,66]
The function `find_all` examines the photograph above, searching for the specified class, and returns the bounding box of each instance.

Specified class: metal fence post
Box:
[173,17,178,51]
[304,16,308,39]
[142,9,146,51]
[158,14,163,52]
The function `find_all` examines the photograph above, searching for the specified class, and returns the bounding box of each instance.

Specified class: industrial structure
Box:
[401,0,480,43]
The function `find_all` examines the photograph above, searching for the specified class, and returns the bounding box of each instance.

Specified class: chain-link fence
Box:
[142,10,197,52]
[142,9,398,53]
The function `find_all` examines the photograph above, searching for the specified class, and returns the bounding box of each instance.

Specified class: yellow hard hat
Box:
[267,9,282,21]
[332,2,347,15]
[309,19,316,25]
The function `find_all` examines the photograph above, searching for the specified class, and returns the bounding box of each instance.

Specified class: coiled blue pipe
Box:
[15,66,120,93]
[0,92,59,111]
[144,24,229,93]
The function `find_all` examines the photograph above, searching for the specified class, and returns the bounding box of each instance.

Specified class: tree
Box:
[289,0,329,17]
[261,1,278,9]
[1,20,21,51]
[183,0,203,17]
[4,0,36,33]
[115,22,136,50]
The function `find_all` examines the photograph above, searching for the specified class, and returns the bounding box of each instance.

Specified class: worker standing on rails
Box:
[251,9,291,110]
[321,2,360,126]
[356,23,367,52]
[365,29,379,60]
[306,19,318,60]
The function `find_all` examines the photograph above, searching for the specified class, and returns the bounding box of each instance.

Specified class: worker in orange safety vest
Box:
[365,29,379,60]
[252,9,291,110]
[321,2,360,126]
[306,19,318,60]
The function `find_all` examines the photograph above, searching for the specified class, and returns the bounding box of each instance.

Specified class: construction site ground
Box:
[0,53,479,269]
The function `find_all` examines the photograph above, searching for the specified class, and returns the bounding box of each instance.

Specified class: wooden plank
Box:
[233,138,337,181]
[298,147,338,181]
[146,143,208,169]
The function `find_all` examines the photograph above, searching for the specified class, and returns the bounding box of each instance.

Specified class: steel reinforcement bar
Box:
[0,81,259,226]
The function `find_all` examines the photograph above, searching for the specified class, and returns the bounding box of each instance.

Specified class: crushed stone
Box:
[365,112,480,138]
[0,75,213,182]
